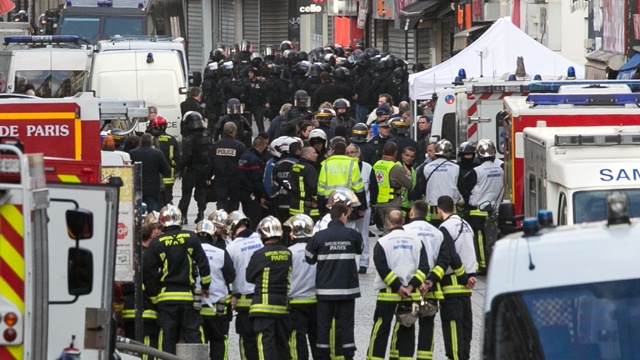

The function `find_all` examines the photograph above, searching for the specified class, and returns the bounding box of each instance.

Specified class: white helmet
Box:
[279,136,299,154]
[308,129,327,147]
[269,137,287,158]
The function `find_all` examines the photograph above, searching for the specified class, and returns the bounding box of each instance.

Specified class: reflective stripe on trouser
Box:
[202,312,231,360]
[467,214,487,269]
[157,302,204,355]
[288,303,319,360]
[416,311,436,360]
[366,301,416,360]
[235,309,258,360]
[254,316,292,360]
[316,299,356,359]
[440,297,473,360]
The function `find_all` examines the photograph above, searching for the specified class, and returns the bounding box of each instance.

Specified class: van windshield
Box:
[104,18,145,37]
[14,70,85,97]
[485,279,640,360]
[573,189,640,223]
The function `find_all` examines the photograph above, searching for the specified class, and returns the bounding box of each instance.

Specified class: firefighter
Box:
[237,136,269,229]
[142,205,211,355]
[389,117,418,162]
[195,220,236,360]
[456,141,478,187]
[317,139,368,214]
[372,141,413,233]
[246,216,293,360]
[210,122,246,214]
[208,209,230,250]
[305,202,363,360]
[224,211,264,360]
[367,209,429,360]
[215,98,253,148]
[149,115,180,208]
[272,137,303,222]
[435,196,477,360]
[177,111,212,224]
[403,200,449,360]
[423,139,461,227]
[459,139,504,272]
[284,214,318,360]
[289,146,320,220]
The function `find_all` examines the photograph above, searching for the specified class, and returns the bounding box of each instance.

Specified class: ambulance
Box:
[502,85,640,216]
[523,125,640,226]
[484,193,640,360]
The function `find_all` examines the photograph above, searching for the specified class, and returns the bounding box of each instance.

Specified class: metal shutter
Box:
[441,18,456,62]
[388,25,410,60]
[187,0,204,73]
[416,27,431,67]
[260,0,289,51]
[372,19,385,49]
[219,0,235,46]
[243,0,260,49]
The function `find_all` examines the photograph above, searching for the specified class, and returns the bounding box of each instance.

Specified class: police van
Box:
[483,193,640,360]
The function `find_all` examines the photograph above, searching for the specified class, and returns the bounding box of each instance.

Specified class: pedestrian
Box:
[142,205,211,355]
[144,105,158,133]
[180,87,204,137]
[195,220,236,360]
[308,129,328,168]
[149,115,180,208]
[177,111,213,224]
[224,211,264,360]
[297,121,313,140]
[399,146,417,219]
[237,136,269,228]
[366,94,399,125]
[289,146,320,220]
[366,209,429,360]
[210,122,246,214]
[123,135,141,153]
[129,133,171,212]
[435,195,477,360]
[267,103,292,141]
[284,214,318,360]
[372,141,413,233]
[246,216,293,360]
[305,203,363,360]
[423,140,460,227]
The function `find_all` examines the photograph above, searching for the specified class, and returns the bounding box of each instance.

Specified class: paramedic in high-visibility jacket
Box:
[371,141,412,233]
[143,205,211,355]
[317,139,368,215]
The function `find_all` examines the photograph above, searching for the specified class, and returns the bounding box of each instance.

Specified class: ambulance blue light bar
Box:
[555,133,640,146]
[529,81,640,93]
[526,93,640,106]
[4,35,79,45]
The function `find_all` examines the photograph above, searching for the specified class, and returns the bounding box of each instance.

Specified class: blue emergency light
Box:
[507,74,517,81]
[97,0,113,6]
[65,0,72,7]
[528,80,640,93]
[537,210,553,228]
[4,35,80,45]
[567,66,576,80]
[453,76,464,85]
[527,93,640,106]
[458,68,467,80]
[522,218,540,235]
[533,74,542,81]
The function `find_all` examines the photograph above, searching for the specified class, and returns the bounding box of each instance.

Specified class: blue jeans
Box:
[356,104,371,124]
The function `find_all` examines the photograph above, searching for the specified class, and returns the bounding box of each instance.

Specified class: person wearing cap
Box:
[366,94,400,125]
[389,117,419,162]
[365,115,391,166]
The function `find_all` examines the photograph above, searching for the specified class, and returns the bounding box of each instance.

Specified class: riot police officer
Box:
[282,90,313,137]
[331,98,356,136]
[210,121,246,214]
[389,117,418,163]
[215,98,253,148]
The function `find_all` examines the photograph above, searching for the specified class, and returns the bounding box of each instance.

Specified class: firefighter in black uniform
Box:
[389,117,419,162]
[246,216,293,360]
[289,146,320,221]
[143,205,212,355]
[150,115,180,208]
[210,122,246,214]
[215,98,253,148]
[177,112,212,224]
[305,203,363,360]
[237,136,269,229]
[272,138,302,222]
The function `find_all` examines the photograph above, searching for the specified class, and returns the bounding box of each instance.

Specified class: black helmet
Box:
[295,61,310,75]
[227,98,244,115]
[270,64,282,76]
[294,90,310,108]
[332,67,349,81]
[184,111,205,130]
[393,68,406,85]
[458,141,477,155]
[356,54,370,68]
[350,122,368,144]
[334,44,345,57]
[209,48,225,62]
[308,64,322,78]
[296,51,309,62]
[389,117,408,135]
[315,108,335,123]
[284,49,298,63]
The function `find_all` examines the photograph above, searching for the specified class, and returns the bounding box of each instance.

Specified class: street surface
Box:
[173,178,486,359]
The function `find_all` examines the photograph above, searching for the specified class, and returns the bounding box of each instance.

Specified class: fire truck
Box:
[523,125,640,226]
[502,85,640,217]
[484,193,640,360]
[0,144,122,359]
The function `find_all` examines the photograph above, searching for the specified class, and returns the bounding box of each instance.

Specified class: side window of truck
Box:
[558,193,567,226]
[528,174,536,216]
[442,112,456,144]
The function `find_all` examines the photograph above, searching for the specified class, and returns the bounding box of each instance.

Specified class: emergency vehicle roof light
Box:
[567,66,576,80]
[65,0,72,7]
[533,74,542,81]
[4,35,79,45]
[555,132,640,146]
[522,218,539,236]
[97,0,113,6]
[453,76,464,85]
[138,1,145,10]
[606,191,630,226]
[527,93,640,106]
[458,68,467,80]
[508,74,517,81]
[537,210,553,228]
[529,80,640,93]
[472,84,530,93]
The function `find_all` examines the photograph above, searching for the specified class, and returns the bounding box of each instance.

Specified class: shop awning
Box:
[400,0,439,30]
[617,53,640,79]
[453,24,490,52]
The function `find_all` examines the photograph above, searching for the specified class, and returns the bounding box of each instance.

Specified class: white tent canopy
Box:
[408,17,585,100]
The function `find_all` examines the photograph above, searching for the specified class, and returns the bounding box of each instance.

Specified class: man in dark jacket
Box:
[210,122,246,213]
[130,133,171,212]
[237,136,268,229]
[289,146,320,221]
[305,203,363,360]
[180,87,204,137]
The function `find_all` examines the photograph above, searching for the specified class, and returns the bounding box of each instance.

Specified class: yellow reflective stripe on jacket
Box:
[289,296,317,305]
[431,265,445,280]
[383,271,398,286]
[121,309,158,319]
[236,296,253,309]
[157,290,194,302]
[377,289,423,302]
[414,270,426,283]
[249,304,289,315]
[453,265,466,277]
[373,159,397,204]
[442,275,472,296]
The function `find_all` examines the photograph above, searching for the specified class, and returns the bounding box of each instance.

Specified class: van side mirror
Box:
[68,247,93,296]
[190,71,202,87]
[66,208,93,240]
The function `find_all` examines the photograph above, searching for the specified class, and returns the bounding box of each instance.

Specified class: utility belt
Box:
[201,294,232,317]
[376,288,422,302]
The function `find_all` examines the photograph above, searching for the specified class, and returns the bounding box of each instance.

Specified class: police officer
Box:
[202,60,223,133]
[389,117,418,162]
[195,220,236,360]
[272,138,302,222]
[149,115,180,208]
[317,140,368,213]
[180,87,204,135]
[372,141,413,233]
[242,67,268,132]
[367,210,429,360]
[331,98,356,136]
[308,129,328,168]
[210,122,246,214]
[237,136,269,229]
[282,90,313,137]
[284,215,318,360]
[218,61,243,106]
[177,111,212,224]
[215,98,253,148]
[224,211,264,360]
[366,115,391,165]
[459,139,503,272]
[403,200,449,360]
[208,209,230,250]
[289,146,320,220]
[305,203,363,360]
[435,195,477,360]
[246,217,293,360]
[315,108,336,140]
[143,205,211,355]
[423,139,461,227]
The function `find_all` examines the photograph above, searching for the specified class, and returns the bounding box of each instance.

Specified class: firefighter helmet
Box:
[389,117,408,135]
[434,139,453,157]
[350,122,368,144]
[152,115,168,129]
[183,111,205,130]
[208,209,228,228]
[308,129,327,147]
[196,220,216,237]
[294,90,310,108]
[159,205,182,227]
[284,215,314,238]
[257,216,283,240]
[227,98,244,115]
[327,188,361,209]
[225,211,251,239]
[476,139,497,159]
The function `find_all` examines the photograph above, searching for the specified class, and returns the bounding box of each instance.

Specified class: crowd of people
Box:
[111,40,506,360]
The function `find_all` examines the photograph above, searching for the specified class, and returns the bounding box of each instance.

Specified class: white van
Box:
[89,37,201,139]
